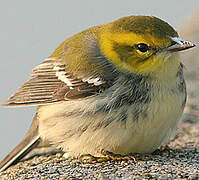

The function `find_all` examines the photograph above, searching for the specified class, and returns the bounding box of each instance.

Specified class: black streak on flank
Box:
[176,63,186,108]
[96,73,151,113]
[93,73,151,129]
[93,109,128,130]
[176,64,186,93]
[131,104,148,121]
[120,109,128,122]
[93,116,114,131]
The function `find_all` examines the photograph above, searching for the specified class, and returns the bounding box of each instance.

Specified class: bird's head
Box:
[99,16,195,75]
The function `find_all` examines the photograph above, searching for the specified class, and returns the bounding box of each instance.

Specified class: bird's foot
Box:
[79,150,134,163]
[152,145,172,155]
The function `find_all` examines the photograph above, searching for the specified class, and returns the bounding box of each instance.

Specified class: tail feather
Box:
[0,135,40,172]
[0,114,40,172]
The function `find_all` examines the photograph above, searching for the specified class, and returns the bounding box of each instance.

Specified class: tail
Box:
[0,115,40,172]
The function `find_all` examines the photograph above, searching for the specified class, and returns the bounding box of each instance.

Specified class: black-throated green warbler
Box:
[0,15,195,171]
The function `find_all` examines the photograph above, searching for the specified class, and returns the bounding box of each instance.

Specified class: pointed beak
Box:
[167,37,196,52]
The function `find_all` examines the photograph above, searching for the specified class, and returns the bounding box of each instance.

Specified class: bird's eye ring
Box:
[136,43,149,53]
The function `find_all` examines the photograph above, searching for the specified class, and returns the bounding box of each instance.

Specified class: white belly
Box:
[118,92,184,153]
[38,86,185,156]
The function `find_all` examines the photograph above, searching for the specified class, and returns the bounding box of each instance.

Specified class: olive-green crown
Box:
[110,16,178,38]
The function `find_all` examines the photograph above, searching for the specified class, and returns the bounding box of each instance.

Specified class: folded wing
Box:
[2,59,107,106]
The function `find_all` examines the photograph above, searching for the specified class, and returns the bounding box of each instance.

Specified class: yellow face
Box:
[99,31,180,74]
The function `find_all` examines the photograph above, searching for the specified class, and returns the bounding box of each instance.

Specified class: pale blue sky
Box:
[0,0,198,160]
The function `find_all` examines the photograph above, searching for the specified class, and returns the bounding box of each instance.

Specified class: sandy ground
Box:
[0,119,198,179]
[0,11,199,180]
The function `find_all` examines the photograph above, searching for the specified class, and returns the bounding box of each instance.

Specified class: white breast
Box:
[38,68,186,156]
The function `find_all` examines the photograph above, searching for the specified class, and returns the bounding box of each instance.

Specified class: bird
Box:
[0,15,196,171]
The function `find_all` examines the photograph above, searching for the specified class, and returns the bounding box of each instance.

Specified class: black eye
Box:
[136,43,149,53]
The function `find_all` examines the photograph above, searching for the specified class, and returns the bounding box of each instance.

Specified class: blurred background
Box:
[0,0,198,161]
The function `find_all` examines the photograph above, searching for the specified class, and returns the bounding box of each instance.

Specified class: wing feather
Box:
[2,59,107,106]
